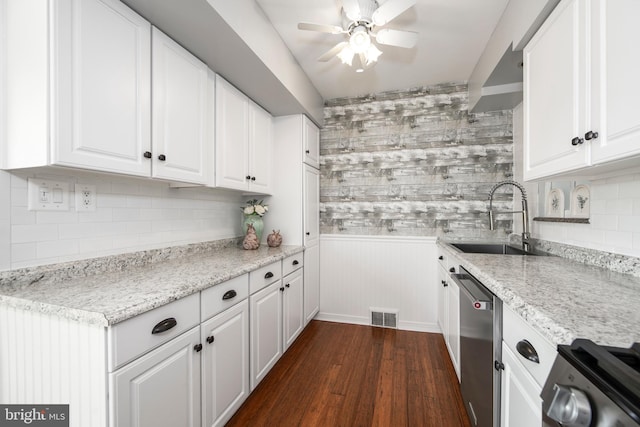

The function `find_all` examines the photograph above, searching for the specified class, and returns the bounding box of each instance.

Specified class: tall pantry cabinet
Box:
[266,115,320,324]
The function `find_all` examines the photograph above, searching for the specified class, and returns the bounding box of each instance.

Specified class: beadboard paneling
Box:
[318,235,438,332]
[0,305,107,426]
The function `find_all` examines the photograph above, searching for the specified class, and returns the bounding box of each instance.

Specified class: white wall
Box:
[0,169,244,270]
[513,103,640,257]
[318,235,439,333]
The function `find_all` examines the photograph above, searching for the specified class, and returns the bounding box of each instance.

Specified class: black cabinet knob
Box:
[280,287,285,292]
[143,151,152,159]
[441,280,448,287]
[206,336,214,344]
[449,267,455,273]
[494,360,505,371]
[438,256,444,260]
[585,130,599,140]
[305,150,310,154]
[246,175,251,180]
[571,137,584,146]
[285,283,290,288]
[158,154,166,161]
[251,176,256,181]
[194,344,203,352]
[306,232,310,236]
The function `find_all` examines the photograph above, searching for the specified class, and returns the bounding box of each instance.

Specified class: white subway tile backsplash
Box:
[605,199,633,216]
[619,216,640,233]
[588,214,618,231]
[604,230,633,250]
[0,170,244,269]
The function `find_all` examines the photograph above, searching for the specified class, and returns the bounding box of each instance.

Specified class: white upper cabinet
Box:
[215,75,272,194]
[1,0,152,175]
[151,28,210,184]
[524,0,640,181]
[248,102,273,194]
[303,116,320,169]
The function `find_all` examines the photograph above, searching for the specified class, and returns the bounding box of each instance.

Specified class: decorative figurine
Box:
[267,230,282,247]
[243,223,260,250]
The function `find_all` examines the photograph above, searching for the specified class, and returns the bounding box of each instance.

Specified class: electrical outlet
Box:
[75,184,96,212]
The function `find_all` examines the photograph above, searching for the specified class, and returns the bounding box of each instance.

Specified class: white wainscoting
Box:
[0,305,107,426]
[318,235,439,332]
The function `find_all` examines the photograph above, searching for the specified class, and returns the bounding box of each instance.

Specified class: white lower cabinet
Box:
[437,250,461,380]
[110,326,201,427]
[250,281,283,390]
[283,268,304,350]
[500,343,542,427]
[303,244,320,324]
[201,299,250,427]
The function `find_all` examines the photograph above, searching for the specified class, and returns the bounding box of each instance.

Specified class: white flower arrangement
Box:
[242,199,269,217]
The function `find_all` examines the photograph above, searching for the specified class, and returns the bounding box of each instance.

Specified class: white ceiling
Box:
[256,0,511,100]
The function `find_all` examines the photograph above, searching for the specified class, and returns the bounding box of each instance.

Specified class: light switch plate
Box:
[28,178,70,211]
[75,184,96,212]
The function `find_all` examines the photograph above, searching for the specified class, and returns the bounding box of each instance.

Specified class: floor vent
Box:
[370,308,398,329]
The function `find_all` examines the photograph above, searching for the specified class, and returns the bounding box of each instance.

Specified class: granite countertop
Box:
[0,242,304,327]
[438,241,640,348]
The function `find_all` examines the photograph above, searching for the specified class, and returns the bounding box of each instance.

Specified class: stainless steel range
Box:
[541,339,640,426]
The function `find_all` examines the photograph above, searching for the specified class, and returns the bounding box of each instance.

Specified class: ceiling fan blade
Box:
[342,0,361,21]
[318,42,349,62]
[371,0,416,26]
[373,28,418,49]
[298,22,345,35]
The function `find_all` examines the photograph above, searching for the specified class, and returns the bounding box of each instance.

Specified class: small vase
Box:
[242,214,264,243]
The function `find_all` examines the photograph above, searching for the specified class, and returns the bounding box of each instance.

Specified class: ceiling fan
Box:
[297,0,418,72]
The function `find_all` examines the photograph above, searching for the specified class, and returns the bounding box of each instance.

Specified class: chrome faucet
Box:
[488,180,531,252]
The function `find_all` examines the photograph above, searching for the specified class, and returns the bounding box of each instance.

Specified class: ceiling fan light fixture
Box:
[365,44,382,65]
[337,45,355,66]
[349,25,371,54]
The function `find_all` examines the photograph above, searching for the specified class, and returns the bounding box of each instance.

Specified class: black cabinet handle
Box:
[571,137,584,146]
[194,344,203,352]
[222,290,237,300]
[246,175,251,180]
[516,339,540,364]
[305,150,310,154]
[143,151,152,159]
[206,336,214,344]
[306,232,310,236]
[585,130,599,140]
[293,260,299,265]
[441,280,448,287]
[264,272,274,279]
[251,176,256,181]
[285,283,290,288]
[151,317,177,334]
[280,287,285,292]
[449,267,455,273]
[158,154,166,161]
[438,256,443,260]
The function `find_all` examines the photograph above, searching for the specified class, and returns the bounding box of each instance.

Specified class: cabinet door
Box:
[303,116,320,169]
[52,0,151,176]
[303,245,320,324]
[109,327,201,427]
[151,27,209,184]
[283,269,304,351]
[215,75,249,190]
[248,101,273,194]
[201,299,249,427]
[500,344,542,427]
[523,0,589,181]
[590,0,640,165]
[437,264,449,338]
[250,281,283,390]
[447,278,460,380]
[303,165,320,247]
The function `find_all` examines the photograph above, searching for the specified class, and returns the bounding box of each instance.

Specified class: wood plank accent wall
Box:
[320,83,514,239]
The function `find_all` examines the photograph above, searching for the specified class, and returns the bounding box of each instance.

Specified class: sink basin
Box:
[450,243,548,256]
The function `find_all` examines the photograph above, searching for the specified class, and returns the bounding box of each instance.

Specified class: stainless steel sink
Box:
[450,243,549,256]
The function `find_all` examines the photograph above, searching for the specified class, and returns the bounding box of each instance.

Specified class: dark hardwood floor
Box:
[226,320,471,427]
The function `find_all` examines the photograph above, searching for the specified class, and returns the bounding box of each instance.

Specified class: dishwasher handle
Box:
[451,273,493,311]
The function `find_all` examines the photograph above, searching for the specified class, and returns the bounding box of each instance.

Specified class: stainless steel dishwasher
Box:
[451,266,502,427]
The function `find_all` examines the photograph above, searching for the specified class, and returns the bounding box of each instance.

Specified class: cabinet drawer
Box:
[249,261,282,294]
[201,274,249,322]
[503,305,556,387]
[282,253,303,277]
[107,292,200,372]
